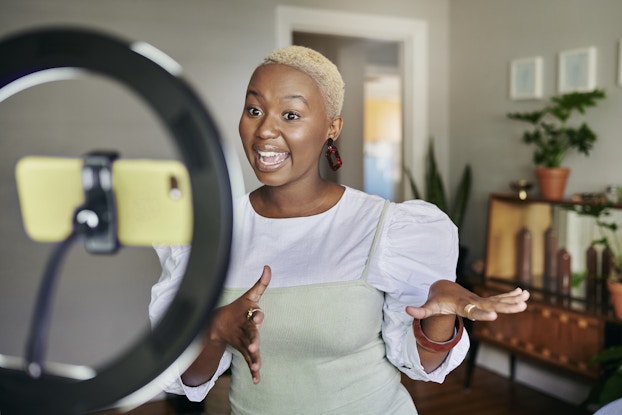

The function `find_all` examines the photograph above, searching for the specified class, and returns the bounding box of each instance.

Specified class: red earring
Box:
[325,138,342,171]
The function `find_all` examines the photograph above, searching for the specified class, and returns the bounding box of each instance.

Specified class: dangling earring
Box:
[325,138,342,171]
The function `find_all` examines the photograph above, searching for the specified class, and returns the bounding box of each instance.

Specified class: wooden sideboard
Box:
[465,193,622,386]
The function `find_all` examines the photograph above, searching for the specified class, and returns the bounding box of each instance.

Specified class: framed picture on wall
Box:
[618,39,622,86]
[509,56,543,100]
[558,46,597,93]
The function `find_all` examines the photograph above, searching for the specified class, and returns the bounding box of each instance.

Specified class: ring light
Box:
[0,27,233,414]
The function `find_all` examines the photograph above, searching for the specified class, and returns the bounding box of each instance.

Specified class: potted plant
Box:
[572,203,622,411]
[507,88,606,200]
[404,138,472,280]
[592,210,622,319]
[572,201,622,318]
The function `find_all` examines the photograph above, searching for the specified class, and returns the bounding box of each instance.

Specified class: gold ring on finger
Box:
[464,303,477,321]
[246,307,262,321]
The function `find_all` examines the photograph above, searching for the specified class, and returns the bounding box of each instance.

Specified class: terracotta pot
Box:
[607,279,622,320]
[535,167,570,200]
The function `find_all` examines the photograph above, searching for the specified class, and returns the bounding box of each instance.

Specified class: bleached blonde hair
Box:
[260,45,345,118]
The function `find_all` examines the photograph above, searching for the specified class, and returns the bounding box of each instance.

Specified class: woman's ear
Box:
[328,116,343,141]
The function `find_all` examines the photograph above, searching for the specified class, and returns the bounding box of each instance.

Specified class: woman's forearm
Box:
[416,314,458,373]
[180,339,227,387]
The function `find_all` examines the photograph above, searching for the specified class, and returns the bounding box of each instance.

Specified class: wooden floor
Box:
[402,364,592,415]
[96,363,593,415]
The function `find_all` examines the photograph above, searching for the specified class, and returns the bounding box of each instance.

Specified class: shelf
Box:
[491,192,622,208]
[483,278,618,322]
[484,193,622,294]
[470,193,622,382]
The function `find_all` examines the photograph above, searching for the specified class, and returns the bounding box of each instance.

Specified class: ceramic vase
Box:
[607,279,622,320]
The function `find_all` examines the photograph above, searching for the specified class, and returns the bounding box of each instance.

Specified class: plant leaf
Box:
[592,346,622,364]
[599,370,622,406]
[507,88,606,167]
[426,139,447,213]
[404,167,421,199]
[405,138,470,232]
[507,110,545,124]
[450,164,472,229]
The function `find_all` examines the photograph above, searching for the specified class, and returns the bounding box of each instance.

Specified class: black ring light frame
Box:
[0,27,233,414]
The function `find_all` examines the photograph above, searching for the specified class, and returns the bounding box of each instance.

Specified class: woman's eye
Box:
[283,111,300,120]
[247,107,262,117]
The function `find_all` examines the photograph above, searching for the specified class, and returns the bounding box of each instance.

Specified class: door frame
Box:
[276,5,428,197]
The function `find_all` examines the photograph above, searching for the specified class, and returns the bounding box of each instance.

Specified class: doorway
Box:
[363,51,402,200]
[293,33,402,200]
[277,5,428,202]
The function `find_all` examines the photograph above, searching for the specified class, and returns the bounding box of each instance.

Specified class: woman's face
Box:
[239,63,341,187]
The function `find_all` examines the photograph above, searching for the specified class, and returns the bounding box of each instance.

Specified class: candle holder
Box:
[510,180,533,200]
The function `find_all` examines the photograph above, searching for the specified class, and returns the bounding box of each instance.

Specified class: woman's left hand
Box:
[405,280,530,321]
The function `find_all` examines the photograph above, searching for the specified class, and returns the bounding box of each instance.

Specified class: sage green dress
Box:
[219,279,417,414]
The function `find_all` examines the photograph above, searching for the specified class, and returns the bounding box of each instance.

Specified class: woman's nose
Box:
[256,115,279,139]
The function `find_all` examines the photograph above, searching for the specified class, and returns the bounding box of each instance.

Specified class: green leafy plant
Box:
[571,271,587,289]
[571,202,622,280]
[593,218,622,279]
[585,346,622,408]
[507,89,606,168]
[572,202,622,409]
[404,138,472,230]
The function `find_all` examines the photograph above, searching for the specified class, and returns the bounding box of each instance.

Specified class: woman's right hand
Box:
[209,265,271,384]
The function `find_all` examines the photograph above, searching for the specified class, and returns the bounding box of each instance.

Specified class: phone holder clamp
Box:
[73,151,120,254]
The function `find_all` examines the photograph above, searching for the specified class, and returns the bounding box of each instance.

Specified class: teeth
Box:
[258,150,288,166]
[258,151,280,157]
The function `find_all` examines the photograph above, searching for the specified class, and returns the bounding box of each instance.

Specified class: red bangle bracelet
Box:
[413,316,464,353]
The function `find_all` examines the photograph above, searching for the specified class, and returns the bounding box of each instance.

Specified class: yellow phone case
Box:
[15,156,193,246]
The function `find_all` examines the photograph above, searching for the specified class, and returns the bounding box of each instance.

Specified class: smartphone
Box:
[15,156,193,246]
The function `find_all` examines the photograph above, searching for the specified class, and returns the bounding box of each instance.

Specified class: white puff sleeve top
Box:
[149,186,469,401]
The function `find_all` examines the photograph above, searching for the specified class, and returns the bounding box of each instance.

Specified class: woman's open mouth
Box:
[256,149,290,171]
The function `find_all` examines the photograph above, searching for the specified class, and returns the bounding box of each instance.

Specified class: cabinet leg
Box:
[509,353,516,381]
[464,337,479,389]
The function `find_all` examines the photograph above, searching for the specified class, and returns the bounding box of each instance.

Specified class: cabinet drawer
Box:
[472,303,603,378]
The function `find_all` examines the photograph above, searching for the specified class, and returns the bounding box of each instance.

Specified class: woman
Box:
[150,45,529,414]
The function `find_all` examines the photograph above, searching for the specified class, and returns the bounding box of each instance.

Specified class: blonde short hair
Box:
[260,45,345,118]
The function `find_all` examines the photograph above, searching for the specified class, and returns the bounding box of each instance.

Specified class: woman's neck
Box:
[250,181,345,218]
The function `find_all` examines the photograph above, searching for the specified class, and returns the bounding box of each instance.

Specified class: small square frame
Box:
[558,46,597,93]
[509,56,543,100]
